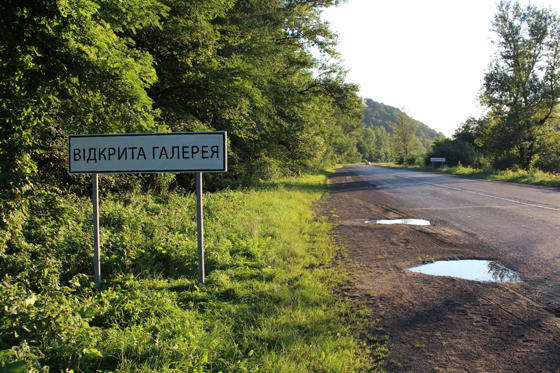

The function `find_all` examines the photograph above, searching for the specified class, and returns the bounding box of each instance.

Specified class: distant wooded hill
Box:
[362,98,445,149]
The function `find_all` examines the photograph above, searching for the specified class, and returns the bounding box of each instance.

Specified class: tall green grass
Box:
[437,164,560,187]
[378,162,560,188]
[0,173,383,372]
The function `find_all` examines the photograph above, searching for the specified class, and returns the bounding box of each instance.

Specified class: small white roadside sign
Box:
[430,157,446,170]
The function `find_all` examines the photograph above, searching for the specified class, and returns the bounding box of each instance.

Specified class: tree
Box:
[534,120,560,172]
[372,126,393,162]
[479,0,560,169]
[0,0,166,233]
[136,0,362,177]
[427,137,484,168]
[0,0,363,230]
[390,107,421,160]
[453,117,483,146]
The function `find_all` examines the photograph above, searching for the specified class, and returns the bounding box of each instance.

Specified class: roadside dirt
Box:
[316,166,560,372]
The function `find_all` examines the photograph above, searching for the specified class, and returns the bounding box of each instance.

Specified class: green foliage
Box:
[1,0,365,230]
[358,99,444,163]
[453,117,483,146]
[427,137,488,169]
[354,126,392,162]
[0,0,167,233]
[0,1,376,368]
[135,0,363,178]
[432,164,560,188]
[533,128,560,173]
[0,173,380,372]
[478,0,560,169]
[362,99,444,144]
[390,107,422,160]
[399,153,425,167]
[441,1,560,172]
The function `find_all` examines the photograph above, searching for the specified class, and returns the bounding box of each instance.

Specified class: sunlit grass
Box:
[437,165,560,187]
[0,171,384,372]
[377,162,560,187]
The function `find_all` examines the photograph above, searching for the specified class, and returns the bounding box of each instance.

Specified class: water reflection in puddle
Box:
[361,219,430,226]
[409,260,521,283]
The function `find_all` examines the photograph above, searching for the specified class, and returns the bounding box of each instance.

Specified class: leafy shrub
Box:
[427,137,487,168]
[0,173,377,372]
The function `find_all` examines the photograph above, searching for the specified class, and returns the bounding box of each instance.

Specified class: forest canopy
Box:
[0,0,366,230]
[358,99,444,164]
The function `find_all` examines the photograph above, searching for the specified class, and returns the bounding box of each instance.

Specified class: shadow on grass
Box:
[226,168,334,194]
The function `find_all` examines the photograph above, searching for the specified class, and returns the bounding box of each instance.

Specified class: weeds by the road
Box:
[0,172,382,372]
[377,163,560,188]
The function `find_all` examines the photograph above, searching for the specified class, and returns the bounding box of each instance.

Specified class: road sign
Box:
[430,157,446,162]
[69,132,227,174]
[68,131,227,288]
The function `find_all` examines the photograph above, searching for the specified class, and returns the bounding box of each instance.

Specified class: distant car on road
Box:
[366,161,371,165]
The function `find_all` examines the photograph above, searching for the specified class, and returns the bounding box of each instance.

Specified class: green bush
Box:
[0,173,380,372]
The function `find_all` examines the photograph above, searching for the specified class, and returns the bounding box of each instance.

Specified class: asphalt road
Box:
[352,164,560,306]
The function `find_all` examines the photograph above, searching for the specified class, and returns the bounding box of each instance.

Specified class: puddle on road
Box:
[409,260,521,283]
[361,219,431,226]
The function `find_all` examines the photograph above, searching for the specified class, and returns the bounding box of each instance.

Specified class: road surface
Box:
[355,164,560,306]
[321,165,560,371]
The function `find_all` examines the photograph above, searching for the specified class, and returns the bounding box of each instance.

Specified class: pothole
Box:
[409,260,521,283]
[360,219,431,226]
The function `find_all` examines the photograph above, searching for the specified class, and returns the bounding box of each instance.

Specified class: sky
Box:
[321,0,559,137]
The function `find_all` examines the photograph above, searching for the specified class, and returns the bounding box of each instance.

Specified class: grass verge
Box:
[0,171,384,372]
[376,162,560,188]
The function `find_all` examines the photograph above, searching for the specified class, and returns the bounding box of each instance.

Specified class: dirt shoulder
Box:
[316,166,560,372]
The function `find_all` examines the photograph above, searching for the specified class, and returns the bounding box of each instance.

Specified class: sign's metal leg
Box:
[196,172,205,284]
[93,174,101,289]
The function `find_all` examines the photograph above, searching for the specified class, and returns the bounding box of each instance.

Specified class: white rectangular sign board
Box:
[68,132,227,174]
[430,157,446,162]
